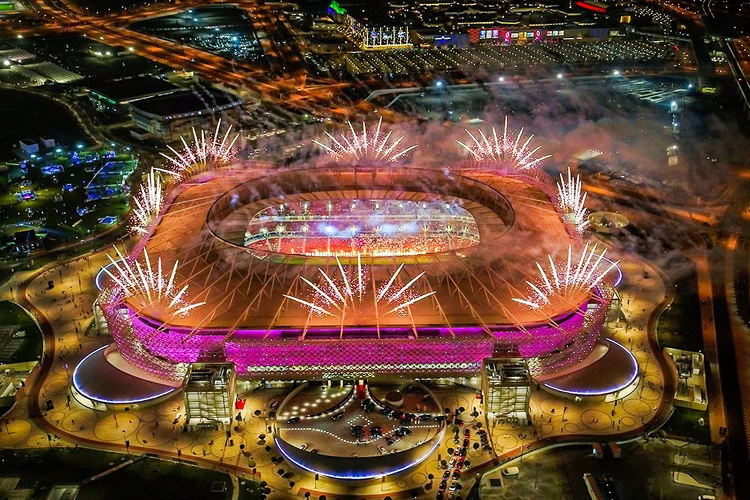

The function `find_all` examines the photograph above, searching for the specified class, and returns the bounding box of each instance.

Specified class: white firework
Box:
[159,119,239,181]
[102,246,205,317]
[285,257,434,318]
[130,168,164,235]
[512,243,619,310]
[375,262,435,317]
[457,116,551,170]
[556,167,589,233]
[313,117,417,164]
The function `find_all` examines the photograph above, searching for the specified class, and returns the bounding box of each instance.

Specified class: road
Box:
[8,0,349,117]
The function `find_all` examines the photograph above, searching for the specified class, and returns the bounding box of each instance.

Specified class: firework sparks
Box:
[159,119,239,181]
[556,167,589,233]
[457,116,551,170]
[130,168,164,235]
[285,258,434,318]
[313,117,417,164]
[103,246,205,317]
[512,243,619,310]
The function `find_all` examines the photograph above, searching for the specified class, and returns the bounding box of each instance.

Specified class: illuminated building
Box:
[74,120,637,477]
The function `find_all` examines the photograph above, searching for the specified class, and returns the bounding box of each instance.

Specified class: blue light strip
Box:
[542,338,639,396]
[274,428,444,480]
[72,345,177,405]
[95,261,121,291]
[598,255,623,287]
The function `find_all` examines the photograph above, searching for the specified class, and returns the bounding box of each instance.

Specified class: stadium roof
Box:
[87,76,181,104]
[131,87,242,120]
[127,166,592,331]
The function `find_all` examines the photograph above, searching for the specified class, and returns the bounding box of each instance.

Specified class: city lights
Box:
[457,116,551,170]
[313,117,417,164]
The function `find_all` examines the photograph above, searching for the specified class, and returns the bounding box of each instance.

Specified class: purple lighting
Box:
[99,286,613,381]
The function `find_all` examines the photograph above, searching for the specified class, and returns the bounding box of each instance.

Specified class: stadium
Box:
[72,119,636,478]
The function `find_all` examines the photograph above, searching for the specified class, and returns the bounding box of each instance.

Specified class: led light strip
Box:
[72,345,177,405]
[542,339,639,396]
[274,427,444,480]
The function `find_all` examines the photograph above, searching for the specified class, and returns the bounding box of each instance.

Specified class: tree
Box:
[304,493,311,499]
[447,448,454,455]
[278,469,285,477]
[289,481,295,488]
[428,473,434,481]
[473,442,480,451]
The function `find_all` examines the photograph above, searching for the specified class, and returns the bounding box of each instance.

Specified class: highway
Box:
[8,0,350,117]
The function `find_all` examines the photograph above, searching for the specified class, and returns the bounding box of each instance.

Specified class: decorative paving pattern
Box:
[621,417,636,426]
[491,432,518,451]
[45,378,69,394]
[638,360,659,375]
[93,413,139,441]
[211,436,246,458]
[540,399,566,415]
[622,399,651,417]
[136,420,179,446]
[581,410,612,431]
[0,420,32,447]
[539,423,554,435]
[62,409,97,432]
[563,423,579,433]
[157,400,182,417]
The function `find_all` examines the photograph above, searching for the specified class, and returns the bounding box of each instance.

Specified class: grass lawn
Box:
[0,449,240,500]
[663,407,711,443]
[0,300,42,363]
[657,258,704,352]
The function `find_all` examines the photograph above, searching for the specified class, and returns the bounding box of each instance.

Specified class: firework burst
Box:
[285,257,434,318]
[457,116,551,170]
[512,243,619,310]
[102,246,205,317]
[313,117,417,164]
[159,119,239,181]
[130,168,164,235]
[556,167,589,233]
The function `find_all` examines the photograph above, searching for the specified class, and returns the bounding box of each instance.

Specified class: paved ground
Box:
[0,247,676,499]
[480,438,721,500]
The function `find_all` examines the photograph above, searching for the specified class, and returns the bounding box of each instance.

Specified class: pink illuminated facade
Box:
[97,285,612,381]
